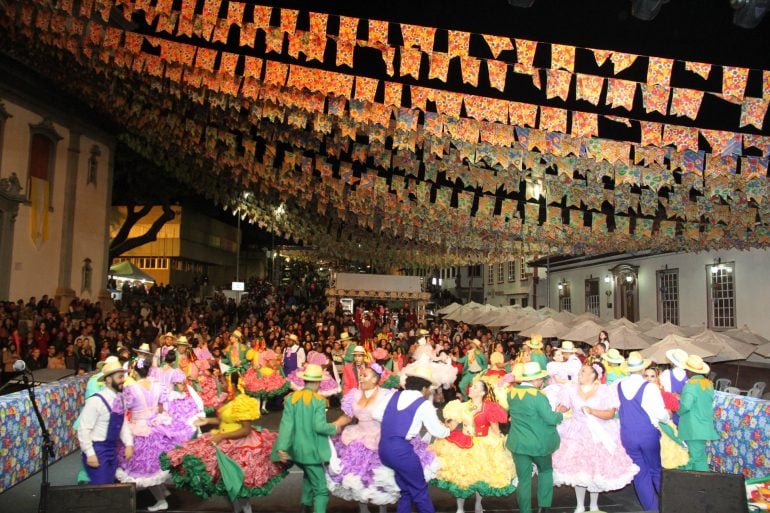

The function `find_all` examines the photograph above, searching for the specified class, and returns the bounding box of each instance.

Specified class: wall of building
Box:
[540,248,770,336]
[0,96,112,302]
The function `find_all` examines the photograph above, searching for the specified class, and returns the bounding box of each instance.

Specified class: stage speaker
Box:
[661,469,747,513]
[44,483,136,513]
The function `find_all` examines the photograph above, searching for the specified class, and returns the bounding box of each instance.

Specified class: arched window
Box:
[87,145,100,186]
[27,119,62,209]
[81,258,93,293]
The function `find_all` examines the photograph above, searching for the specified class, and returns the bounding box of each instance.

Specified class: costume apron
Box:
[670,372,687,425]
[283,348,299,375]
[83,393,124,485]
[378,391,434,513]
[619,382,661,512]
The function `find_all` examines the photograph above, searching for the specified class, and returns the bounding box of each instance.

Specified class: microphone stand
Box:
[21,372,55,513]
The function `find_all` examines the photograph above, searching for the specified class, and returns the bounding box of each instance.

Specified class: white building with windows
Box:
[533,248,770,336]
[436,265,485,304]
[482,257,541,308]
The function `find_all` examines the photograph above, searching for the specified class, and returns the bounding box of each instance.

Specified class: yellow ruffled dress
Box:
[430,400,516,498]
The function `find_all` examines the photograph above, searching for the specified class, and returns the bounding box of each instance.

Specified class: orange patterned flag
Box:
[610,52,637,74]
[382,46,396,76]
[355,76,378,102]
[264,27,284,54]
[641,84,669,114]
[685,61,711,80]
[740,98,769,130]
[509,102,538,127]
[647,56,673,86]
[338,16,358,42]
[219,52,238,76]
[448,30,471,58]
[487,60,508,92]
[640,121,662,146]
[539,106,567,133]
[592,48,612,67]
[368,19,388,45]
[402,24,436,50]
[436,90,463,117]
[461,56,481,87]
[244,56,262,79]
[514,39,537,72]
[264,60,288,86]
[194,46,217,71]
[571,110,597,137]
[336,40,355,67]
[240,22,257,47]
[484,34,513,59]
[670,88,704,119]
[280,8,298,34]
[662,124,698,152]
[700,129,741,156]
[253,5,272,28]
[227,2,244,24]
[723,66,749,101]
[576,74,604,105]
[744,134,770,156]
[546,69,571,100]
[400,47,422,79]
[410,85,433,110]
[763,70,770,99]
[428,52,450,81]
[211,18,229,44]
[606,78,637,110]
[309,12,328,36]
[551,43,575,72]
[384,81,402,107]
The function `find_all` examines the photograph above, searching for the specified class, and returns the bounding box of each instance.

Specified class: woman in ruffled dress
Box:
[115,358,174,512]
[157,367,205,444]
[162,372,288,513]
[243,348,290,412]
[371,347,401,389]
[430,380,516,513]
[400,343,458,398]
[328,364,438,513]
[552,363,638,513]
[286,350,341,398]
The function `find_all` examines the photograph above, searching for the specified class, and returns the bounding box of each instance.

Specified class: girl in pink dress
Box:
[552,363,639,513]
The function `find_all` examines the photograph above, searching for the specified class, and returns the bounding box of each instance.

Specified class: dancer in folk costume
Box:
[431,379,516,513]
[163,372,288,513]
[371,347,401,388]
[617,352,670,512]
[374,365,450,513]
[402,341,458,396]
[116,358,175,511]
[505,362,564,513]
[674,353,719,471]
[327,364,438,513]
[243,347,290,412]
[601,349,628,385]
[288,350,342,398]
[342,344,369,396]
[271,364,346,513]
[661,348,690,425]
[454,339,488,400]
[552,363,638,513]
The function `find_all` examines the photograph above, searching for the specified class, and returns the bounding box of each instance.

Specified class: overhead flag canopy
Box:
[1,0,768,267]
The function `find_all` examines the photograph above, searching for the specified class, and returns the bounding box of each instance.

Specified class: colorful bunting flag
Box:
[740,98,769,130]
[640,121,662,146]
[700,129,742,156]
[551,43,575,72]
[641,84,670,115]
[384,81,402,107]
[510,102,538,128]
[484,34,513,59]
[355,76,378,102]
[670,88,704,119]
[647,56,673,86]
[684,61,711,80]
[576,74,604,105]
[764,70,770,99]
[448,30,470,58]
[606,78,637,110]
[744,134,770,156]
[487,60,508,92]
[723,66,749,101]
[253,5,272,28]
[428,51,450,81]
[610,52,638,74]
[539,106,567,133]
[280,8,299,34]
[309,12,328,37]
[546,69,571,101]
[571,111,598,138]
[461,56,480,86]
[401,24,436,50]
[592,48,612,67]
[336,40,355,67]
[514,39,537,72]
[400,47,422,79]
[663,124,698,151]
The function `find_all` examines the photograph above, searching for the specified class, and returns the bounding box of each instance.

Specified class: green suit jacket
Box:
[271,389,337,464]
[457,349,488,375]
[677,375,719,441]
[506,384,563,456]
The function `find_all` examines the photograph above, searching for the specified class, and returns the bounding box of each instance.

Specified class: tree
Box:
[109,143,187,261]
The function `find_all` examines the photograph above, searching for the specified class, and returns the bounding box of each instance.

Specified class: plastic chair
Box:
[724,386,742,395]
[751,381,766,395]
[746,387,763,398]
[715,378,731,392]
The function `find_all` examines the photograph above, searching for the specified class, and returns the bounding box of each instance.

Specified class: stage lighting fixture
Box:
[631,0,668,20]
[731,0,769,28]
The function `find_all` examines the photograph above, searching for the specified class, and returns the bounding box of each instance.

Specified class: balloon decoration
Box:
[1,0,769,268]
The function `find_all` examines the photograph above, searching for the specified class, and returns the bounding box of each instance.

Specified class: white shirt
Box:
[77,387,133,457]
[618,374,670,427]
[372,389,450,440]
[659,367,687,393]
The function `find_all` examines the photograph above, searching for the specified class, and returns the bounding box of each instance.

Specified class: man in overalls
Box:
[77,360,133,484]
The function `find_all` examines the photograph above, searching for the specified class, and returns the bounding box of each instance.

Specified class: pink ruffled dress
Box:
[552,384,639,492]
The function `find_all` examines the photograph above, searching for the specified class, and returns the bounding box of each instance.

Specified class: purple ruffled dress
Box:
[287,367,341,397]
[326,388,438,505]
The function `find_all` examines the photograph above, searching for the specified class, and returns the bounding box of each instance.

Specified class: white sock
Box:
[574,486,587,513]
[149,485,166,502]
[475,492,483,513]
[590,491,599,511]
[232,497,250,513]
[358,503,371,513]
[456,497,465,513]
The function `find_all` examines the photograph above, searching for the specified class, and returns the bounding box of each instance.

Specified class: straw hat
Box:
[163,332,176,341]
[352,345,366,355]
[560,340,577,353]
[490,351,505,366]
[96,355,119,370]
[297,363,324,382]
[525,336,543,349]
[404,364,437,386]
[626,351,652,373]
[133,343,153,355]
[470,338,483,348]
[602,348,625,365]
[287,333,299,343]
[518,361,548,381]
[338,332,356,343]
[98,360,128,381]
[417,329,430,336]
[665,348,689,369]
[231,329,243,340]
[681,354,710,375]
[175,336,190,346]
